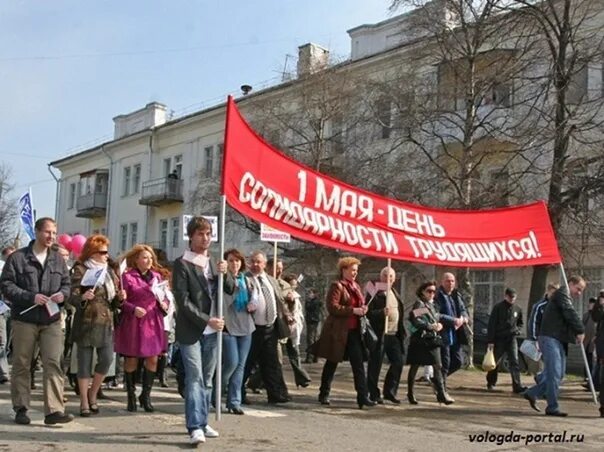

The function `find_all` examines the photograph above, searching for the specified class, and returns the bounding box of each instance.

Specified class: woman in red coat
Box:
[315,257,375,409]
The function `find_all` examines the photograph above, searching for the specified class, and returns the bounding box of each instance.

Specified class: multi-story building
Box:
[50,2,604,370]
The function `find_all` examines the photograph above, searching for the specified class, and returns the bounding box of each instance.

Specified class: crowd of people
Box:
[0,215,602,445]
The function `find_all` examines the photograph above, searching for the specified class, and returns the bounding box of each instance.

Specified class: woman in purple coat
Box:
[114,244,169,413]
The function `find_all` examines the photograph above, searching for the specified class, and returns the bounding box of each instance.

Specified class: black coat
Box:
[540,287,584,344]
[487,300,523,343]
[0,242,70,325]
[591,300,604,359]
[366,289,406,345]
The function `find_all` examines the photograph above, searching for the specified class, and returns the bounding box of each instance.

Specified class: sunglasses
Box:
[97,251,109,255]
[425,289,436,294]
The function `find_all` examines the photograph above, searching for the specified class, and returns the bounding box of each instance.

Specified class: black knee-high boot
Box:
[407,365,418,405]
[139,368,156,412]
[125,371,137,412]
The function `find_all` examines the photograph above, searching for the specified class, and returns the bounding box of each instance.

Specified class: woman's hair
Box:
[337,256,361,277]
[79,235,110,263]
[224,248,246,272]
[415,280,437,300]
[282,274,298,285]
[123,244,164,274]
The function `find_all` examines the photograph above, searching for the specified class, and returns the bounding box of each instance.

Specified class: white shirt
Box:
[34,248,48,266]
[253,273,276,326]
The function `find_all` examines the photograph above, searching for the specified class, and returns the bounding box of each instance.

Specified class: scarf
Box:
[234,273,249,312]
[340,278,364,308]
[84,259,116,300]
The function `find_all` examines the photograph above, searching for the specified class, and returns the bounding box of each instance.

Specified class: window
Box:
[375,98,391,139]
[171,217,179,248]
[204,146,214,178]
[132,164,141,194]
[163,158,171,177]
[174,155,183,179]
[216,144,224,175]
[68,183,76,209]
[159,219,168,251]
[129,222,138,247]
[489,169,510,207]
[122,166,131,196]
[567,64,588,104]
[330,116,344,154]
[119,224,128,252]
[471,270,505,319]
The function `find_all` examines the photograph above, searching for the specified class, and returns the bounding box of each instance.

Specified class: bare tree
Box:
[0,163,18,248]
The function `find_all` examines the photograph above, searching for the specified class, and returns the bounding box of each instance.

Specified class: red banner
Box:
[222,97,561,267]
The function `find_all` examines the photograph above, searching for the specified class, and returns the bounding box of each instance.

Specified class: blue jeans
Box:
[222,333,252,409]
[180,334,217,433]
[201,333,218,413]
[526,336,566,413]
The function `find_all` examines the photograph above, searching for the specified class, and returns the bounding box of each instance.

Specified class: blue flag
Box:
[18,191,35,241]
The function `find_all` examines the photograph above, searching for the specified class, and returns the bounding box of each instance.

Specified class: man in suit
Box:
[366,267,406,404]
[241,251,291,404]
[435,272,469,395]
[173,217,234,445]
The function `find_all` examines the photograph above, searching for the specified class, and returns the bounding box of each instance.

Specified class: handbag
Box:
[275,314,292,340]
[360,316,378,352]
[482,347,497,371]
[419,329,443,349]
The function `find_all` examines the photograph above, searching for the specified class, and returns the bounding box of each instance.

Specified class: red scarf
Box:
[340,278,364,330]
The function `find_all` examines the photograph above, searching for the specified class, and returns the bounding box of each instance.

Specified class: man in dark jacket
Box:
[524,276,585,416]
[366,267,406,404]
[435,272,469,392]
[304,288,322,363]
[486,288,526,393]
[0,218,73,426]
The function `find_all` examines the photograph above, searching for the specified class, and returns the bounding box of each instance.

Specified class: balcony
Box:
[139,176,184,207]
[76,192,108,218]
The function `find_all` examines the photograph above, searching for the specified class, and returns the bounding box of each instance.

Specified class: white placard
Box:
[80,267,107,287]
[260,223,291,243]
[182,215,218,242]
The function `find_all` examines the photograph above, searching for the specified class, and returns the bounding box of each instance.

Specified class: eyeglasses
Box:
[97,251,109,255]
[425,289,436,294]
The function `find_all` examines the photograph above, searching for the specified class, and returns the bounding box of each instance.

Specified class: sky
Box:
[0,0,394,222]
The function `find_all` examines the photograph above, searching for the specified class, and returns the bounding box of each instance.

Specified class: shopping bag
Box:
[482,347,496,371]
[520,339,542,362]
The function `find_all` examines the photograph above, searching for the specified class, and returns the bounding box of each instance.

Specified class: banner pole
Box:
[384,258,392,336]
[273,241,278,279]
[215,194,227,420]
[559,263,597,404]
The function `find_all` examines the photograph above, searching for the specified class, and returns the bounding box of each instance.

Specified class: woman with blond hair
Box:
[114,244,169,412]
[315,257,375,409]
[68,235,125,416]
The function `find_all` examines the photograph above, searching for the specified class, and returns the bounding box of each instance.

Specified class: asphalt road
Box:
[0,362,602,451]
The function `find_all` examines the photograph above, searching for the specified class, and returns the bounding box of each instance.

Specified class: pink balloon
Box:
[70,234,87,257]
[57,234,72,251]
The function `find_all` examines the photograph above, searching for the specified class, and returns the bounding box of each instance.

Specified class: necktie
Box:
[259,276,277,325]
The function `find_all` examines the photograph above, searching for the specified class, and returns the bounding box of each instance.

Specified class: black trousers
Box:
[242,324,288,401]
[440,340,463,377]
[305,322,320,361]
[319,329,367,400]
[285,339,311,386]
[486,338,522,390]
[368,335,405,399]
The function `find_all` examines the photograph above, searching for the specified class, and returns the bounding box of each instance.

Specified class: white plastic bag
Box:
[520,339,542,362]
[482,347,496,372]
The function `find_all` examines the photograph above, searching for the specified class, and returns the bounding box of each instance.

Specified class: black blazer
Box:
[173,256,235,345]
[366,288,406,344]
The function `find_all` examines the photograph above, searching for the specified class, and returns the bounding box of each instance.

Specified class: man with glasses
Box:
[486,287,526,393]
[523,276,586,416]
[0,218,73,425]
